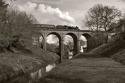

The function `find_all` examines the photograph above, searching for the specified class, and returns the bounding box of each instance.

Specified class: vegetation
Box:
[85,4,121,32]
[1,0,125,82]
[0,0,36,52]
[84,4,122,42]
[0,0,60,83]
[40,57,125,83]
[0,0,8,24]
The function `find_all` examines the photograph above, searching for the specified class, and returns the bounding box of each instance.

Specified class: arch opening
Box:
[63,33,78,59]
[39,35,44,49]
[80,36,87,53]
[80,33,92,52]
[46,32,61,58]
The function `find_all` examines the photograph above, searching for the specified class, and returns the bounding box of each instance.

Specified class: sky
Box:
[6,0,125,30]
[4,0,125,45]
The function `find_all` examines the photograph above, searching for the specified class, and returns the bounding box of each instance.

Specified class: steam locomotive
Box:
[56,25,79,30]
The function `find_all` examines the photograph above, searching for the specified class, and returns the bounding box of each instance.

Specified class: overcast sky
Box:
[6,0,125,30]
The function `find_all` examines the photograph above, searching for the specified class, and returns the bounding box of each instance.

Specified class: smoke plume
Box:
[17,2,75,24]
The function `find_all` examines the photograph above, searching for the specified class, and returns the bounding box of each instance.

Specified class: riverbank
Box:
[0,45,59,83]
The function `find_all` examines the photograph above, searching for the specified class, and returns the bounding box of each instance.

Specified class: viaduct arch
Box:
[31,24,106,62]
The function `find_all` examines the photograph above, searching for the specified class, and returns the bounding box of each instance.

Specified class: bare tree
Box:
[7,10,36,37]
[0,0,8,35]
[85,4,121,32]
[0,0,37,49]
[84,4,122,43]
[0,0,8,21]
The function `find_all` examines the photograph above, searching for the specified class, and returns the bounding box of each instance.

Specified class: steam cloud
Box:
[17,2,75,24]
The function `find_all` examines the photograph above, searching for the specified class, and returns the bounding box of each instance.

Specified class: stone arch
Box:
[81,33,92,39]
[64,33,78,57]
[46,32,62,58]
[47,32,62,41]
[32,32,44,47]
[38,34,44,48]
[80,33,95,52]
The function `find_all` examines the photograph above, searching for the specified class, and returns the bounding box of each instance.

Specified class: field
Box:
[40,58,125,83]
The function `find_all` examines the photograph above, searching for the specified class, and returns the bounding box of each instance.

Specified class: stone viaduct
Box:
[31,24,107,61]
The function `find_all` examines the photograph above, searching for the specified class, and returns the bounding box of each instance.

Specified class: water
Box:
[46,63,56,72]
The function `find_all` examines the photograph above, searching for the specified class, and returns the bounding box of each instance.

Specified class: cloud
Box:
[7,0,125,30]
[17,2,75,24]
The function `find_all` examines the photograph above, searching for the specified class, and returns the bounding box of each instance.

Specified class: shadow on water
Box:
[39,75,85,83]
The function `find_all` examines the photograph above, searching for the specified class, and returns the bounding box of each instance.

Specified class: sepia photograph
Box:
[0,0,125,83]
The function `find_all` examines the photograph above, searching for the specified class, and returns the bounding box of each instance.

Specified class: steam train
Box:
[56,25,79,30]
[33,24,79,30]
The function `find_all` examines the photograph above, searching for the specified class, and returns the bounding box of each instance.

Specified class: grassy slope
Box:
[0,39,59,82]
[75,37,125,67]
[40,58,125,83]
[75,39,125,58]
[112,49,125,65]
[40,38,125,83]
[39,34,125,83]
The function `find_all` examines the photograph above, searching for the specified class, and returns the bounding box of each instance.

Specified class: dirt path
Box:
[41,58,125,83]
